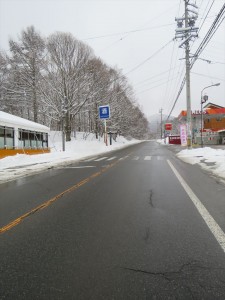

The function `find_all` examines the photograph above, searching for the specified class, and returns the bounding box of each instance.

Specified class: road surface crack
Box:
[149,189,154,207]
[122,261,225,281]
[122,267,171,281]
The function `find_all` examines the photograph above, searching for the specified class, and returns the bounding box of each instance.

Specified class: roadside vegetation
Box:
[0,26,149,140]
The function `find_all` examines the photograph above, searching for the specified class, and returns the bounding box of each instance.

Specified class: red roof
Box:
[178,108,225,118]
[206,108,225,114]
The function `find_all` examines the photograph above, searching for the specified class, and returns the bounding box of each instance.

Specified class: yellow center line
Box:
[0,161,118,235]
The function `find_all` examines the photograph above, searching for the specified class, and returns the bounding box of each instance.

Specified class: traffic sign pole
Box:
[99,105,110,146]
[105,119,108,146]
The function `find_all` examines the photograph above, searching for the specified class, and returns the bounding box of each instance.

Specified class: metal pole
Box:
[104,119,108,146]
[159,108,163,139]
[62,116,65,151]
[185,0,192,148]
[200,83,220,148]
[201,93,203,147]
[61,97,66,152]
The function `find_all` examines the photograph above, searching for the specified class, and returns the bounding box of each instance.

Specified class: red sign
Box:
[165,123,172,131]
[169,136,181,145]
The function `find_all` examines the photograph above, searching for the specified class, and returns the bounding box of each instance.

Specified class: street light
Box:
[200,83,220,147]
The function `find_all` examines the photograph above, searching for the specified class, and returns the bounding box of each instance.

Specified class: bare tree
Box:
[2,26,149,140]
[8,26,45,122]
[0,52,9,111]
[41,32,93,140]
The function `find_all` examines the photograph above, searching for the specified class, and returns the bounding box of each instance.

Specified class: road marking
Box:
[167,159,225,253]
[0,161,118,235]
[62,166,95,169]
[132,156,139,160]
[107,156,117,161]
[94,157,108,161]
[119,155,129,161]
[82,157,98,162]
[144,156,152,160]
[157,156,164,160]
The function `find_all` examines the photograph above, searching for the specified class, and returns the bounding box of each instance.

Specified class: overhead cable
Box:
[167,3,225,119]
[125,39,174,76]
[84,23,174,41]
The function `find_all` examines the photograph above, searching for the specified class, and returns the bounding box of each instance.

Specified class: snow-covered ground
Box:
[158,139,225,181]
[176,147,225,181]
[0,132,225,184]
[0,132,142,183]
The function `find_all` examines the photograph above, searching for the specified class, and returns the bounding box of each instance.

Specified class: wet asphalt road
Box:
[1,141,225,299]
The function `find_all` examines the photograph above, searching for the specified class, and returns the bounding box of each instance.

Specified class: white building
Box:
[0,111,50,157]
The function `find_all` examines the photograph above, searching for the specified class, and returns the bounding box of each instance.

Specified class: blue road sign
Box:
[99,105,110,119]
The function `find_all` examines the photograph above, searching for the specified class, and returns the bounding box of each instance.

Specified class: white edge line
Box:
[167,159,225,253]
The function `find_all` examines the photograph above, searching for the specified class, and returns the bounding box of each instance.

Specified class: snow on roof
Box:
[0,111,50,132]
[204,102,224,109]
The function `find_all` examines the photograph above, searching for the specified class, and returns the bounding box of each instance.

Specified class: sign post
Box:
[180,124,187,146]
[99,105,110,146]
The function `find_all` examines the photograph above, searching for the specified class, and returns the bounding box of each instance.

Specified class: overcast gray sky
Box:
[0,0,224,118]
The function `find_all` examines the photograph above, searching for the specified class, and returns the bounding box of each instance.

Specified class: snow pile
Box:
[157,138,169,145]
[177,147,225,180]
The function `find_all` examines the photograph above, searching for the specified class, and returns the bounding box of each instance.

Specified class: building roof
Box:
[206,108,225,115]
[0,111,50,132]
[204,102,224,109]
[178,107,225,119]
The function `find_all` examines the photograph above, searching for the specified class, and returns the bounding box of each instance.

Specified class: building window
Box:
[18,129,48,149]
[216,117,222,121]
[0,126,14,149]
[0,127,5,148]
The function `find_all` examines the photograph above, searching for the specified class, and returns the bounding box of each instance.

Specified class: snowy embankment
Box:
[177,147,225,180]
[0,132,141,183]
[158,139,225,181]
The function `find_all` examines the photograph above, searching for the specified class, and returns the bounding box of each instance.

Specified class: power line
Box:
[125,39,174,76]
[134,66,179,87]
[191,71,225,82]
[167,2,225,119]
[136,75,181,95]
[161,39,177,109]
[191,4,225,68]
[83,23,174,41]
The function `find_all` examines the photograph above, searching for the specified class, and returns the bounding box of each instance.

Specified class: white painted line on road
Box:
[157,156,164,160]
[64,166,95,169]
[82,157,98,162]
[119,155,129,161]
[107,156,117,161]
[167,159,225,253]
[94,157,108,161]
[144,156,152,160]
[132,156,139,160]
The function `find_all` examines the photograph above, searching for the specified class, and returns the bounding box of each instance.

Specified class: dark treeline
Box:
[0,26,149,140]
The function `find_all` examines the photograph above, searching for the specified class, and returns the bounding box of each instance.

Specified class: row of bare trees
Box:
[0,26,149,140]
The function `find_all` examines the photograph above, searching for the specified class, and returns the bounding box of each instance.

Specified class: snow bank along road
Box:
[1,141,225,299]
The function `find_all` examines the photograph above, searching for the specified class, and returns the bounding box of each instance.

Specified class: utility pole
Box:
[175,0,198,148]
[184,0,191,148]
[159,108,163,139]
